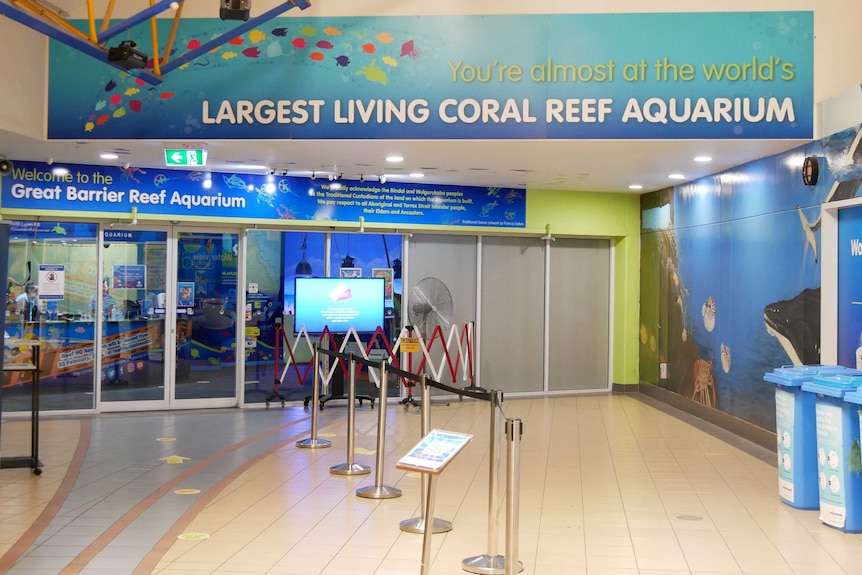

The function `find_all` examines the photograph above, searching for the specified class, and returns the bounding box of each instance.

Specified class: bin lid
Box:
[764,365,858,387]
[802,375,862,398]
[844,389,862,406]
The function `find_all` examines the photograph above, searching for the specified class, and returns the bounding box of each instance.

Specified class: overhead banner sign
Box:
[0,161,526,227]
[47,12,814,141]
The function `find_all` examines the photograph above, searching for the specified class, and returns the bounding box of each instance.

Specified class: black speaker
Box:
[0,158,12,176]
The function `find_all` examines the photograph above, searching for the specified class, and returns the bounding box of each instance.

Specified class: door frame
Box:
[97,224,244,412]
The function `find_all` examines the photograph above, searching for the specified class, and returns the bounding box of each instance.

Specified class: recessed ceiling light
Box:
[693,156,712,162]
[669,174,686,180]
[385,155,403,163]
[100,153,119,160]
[628,184,643,190]
[409,172,424,178]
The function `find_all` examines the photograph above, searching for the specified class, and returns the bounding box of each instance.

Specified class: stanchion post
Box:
[331,353,371,475]
[505,418,523,575]
[296,344,332,449]
[356,360,402,499]
[463,389,509,574]
[400,375,453,533]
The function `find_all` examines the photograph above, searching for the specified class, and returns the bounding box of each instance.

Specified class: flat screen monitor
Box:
[294,277,384,334]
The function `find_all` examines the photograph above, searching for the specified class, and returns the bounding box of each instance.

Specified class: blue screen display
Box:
[294,277,384,334]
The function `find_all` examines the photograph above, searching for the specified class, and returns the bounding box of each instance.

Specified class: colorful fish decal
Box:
[315,40,334,49]
[355,59,388,86]
[382,56,397,68]
[105,79,116,92]
[112,108,126,118]
[243,47,261,58]
[401,40,422,59]
[266,42,284,58]
[84,121,94,132]
[159,92,174,100]
[309,52,324,61]
[222,174,248,190]
[221,51,238,60]
[110,94,123,105]
[299,25,317,36]
[95,100,106,111]
[272,27,288,37]
[291,37,307,49]
[375,32,394,43]
[187,38,201,49]
[335,55,350,67]
[249,30,266,43]
[124,87,140,96]
[228,37,244,45]
[349,30,367,39]
[129,100,143,113]
[361,43,376,54]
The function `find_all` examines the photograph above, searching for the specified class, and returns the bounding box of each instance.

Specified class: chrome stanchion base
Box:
[296,438,332,449]
[356,485,402,499]
[399,516,452,534]
[461,555,523,574]
[330,462,371,475]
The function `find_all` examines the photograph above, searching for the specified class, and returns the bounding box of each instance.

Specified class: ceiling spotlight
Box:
[409,172,424,178]
[123,162,130,170]
[46,157,54,165]
[628,184,643,190]
[386,155,403,163]
[328,173,335,181]
[669,173,686,180]
[107,40,147,70]
[379,176,386,184]
[693,156,712,163]
[100,152,119,160]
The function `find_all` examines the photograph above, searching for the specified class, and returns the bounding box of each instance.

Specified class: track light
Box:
[359,174,365,182]
[311,171,316,180]
[379,176,386,184]
[220,0,250,21]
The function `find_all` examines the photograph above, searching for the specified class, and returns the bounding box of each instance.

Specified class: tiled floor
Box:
[2,394,862,574]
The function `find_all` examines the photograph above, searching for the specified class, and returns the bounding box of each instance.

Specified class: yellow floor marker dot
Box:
[157,437,176,442]
[160,455,190,464]
[178,533,209,541]
[175,489,201,495]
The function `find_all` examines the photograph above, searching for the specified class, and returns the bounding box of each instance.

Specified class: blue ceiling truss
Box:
[0,0,312,85]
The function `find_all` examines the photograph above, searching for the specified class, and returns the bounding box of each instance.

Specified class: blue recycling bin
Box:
[802,374,862,532]
[764,365,854,509]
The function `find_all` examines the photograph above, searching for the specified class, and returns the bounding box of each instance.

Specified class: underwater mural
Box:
[641,120,862,431]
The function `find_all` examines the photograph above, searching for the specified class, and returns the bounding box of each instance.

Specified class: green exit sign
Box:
[164,148,207,167]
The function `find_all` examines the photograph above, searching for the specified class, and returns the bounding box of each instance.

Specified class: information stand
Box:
[397,429,473,575]
[1,339,43,474]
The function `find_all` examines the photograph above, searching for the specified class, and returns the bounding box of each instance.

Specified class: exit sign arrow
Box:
[164,148,207,167]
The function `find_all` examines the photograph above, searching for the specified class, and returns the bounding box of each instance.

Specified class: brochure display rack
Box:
[1,339,43,475]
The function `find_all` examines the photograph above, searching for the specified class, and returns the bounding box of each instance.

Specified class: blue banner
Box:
[47,12,813,141]
[0,161,525,227]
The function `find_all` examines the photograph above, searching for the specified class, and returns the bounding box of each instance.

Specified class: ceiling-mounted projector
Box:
[107,40,147,70]
[220,0,250,21]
